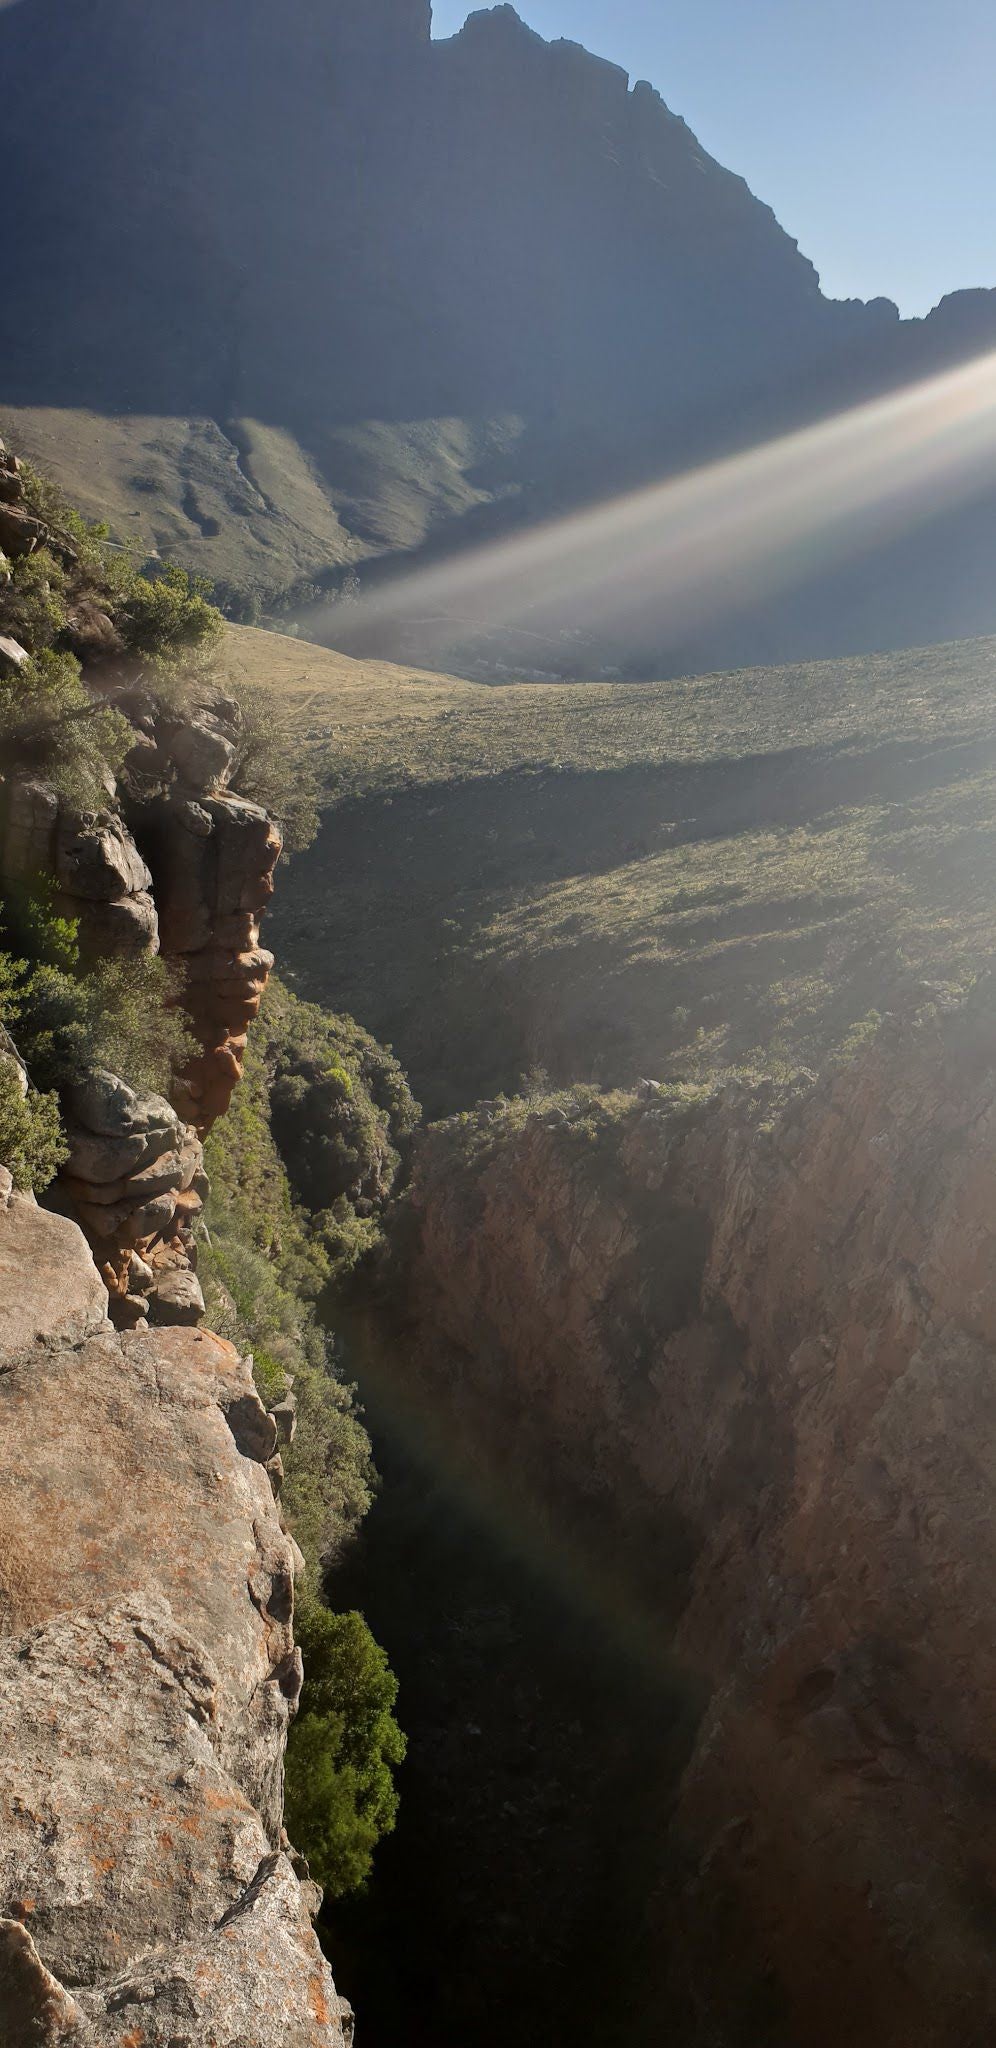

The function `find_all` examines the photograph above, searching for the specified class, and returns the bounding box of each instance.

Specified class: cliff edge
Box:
[0,1181,353,2046]
[383,984,996,2044]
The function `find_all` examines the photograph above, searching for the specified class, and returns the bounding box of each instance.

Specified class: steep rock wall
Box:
[383,987,996,2044]
[0,439,281,1324]
[0,1187,352,2047]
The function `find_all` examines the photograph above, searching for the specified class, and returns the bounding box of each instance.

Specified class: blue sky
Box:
[430,0,996,316]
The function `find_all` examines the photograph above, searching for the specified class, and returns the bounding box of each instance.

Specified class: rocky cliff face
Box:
[0,1181,352,2045]
[0,441,280,1325]
[381,985,996,2044]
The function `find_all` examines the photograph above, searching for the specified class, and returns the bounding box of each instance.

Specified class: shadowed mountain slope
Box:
[1,0,995,666]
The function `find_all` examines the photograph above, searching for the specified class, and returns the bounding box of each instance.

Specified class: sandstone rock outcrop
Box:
[0,433,282,1324]
[145,786,282,1132]
[0,1191,109,1353]
[385,984,996,2045]
[53,1071,207,1326]
[0,1207,351,2047]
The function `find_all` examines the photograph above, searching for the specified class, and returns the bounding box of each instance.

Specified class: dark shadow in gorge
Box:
[272,727,996,1114]
[320,1318,706,2048]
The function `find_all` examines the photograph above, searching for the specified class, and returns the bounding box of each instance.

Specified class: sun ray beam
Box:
[309,350,996,661]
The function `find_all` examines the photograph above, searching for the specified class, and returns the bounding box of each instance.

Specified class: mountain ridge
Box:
[1,0,994,670]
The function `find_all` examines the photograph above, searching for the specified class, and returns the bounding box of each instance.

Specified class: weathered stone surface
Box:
[0,1919,87,2045]
[0,501,45,559]
[0,631,29,676]
[0,1196,108,1354]
[77,1855,352,2045]
[61,1119,172,1186]
[0,1323,298,1822]
[72,886,160,959]
[166,712,238,792]
[0,1292,344,2042]
[147,1266,206,1325]
[55,811,151,901]
[145,791,282,1131]
[56,1079,206,1319]
[65,1070,181,1143]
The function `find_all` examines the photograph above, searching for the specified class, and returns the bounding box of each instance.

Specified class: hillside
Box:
[2,0,995,670]
[254,623,996,1112]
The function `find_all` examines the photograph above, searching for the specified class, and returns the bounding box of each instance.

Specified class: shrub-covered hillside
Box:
[250,622,996,1113]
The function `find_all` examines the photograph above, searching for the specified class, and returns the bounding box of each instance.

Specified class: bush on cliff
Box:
[199,1017,377,1568]
[224,678,321,854]
[0,1052,65,1191]
[6,456,322,857]
[284,1594,406,1899]
[256,977,419,1283]
[0,952,67,1191]
[0,885,194,1097]
[199,978,413,1894]
[0,647,133,807]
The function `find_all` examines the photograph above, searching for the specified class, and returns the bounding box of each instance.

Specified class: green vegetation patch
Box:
[199,974,417,1894]
[263,629,996,1111]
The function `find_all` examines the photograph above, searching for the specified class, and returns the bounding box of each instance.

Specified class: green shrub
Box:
[285,1595,406,1899]
[224,676,321,853]
[200,1026,377,1568]
[116,561,223,675]
[0,887,195,1096]
[3,547,68,650]
[0,954,68,1192]
[199,982,409,1896]
[260,977,419,1278]
[0,648,133,807]
[0,1062,66,1191]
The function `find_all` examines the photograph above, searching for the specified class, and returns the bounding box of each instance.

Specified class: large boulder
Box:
[57,1074,206,1321]
[0,632,29,677]
[55,809,159,959]
[55,811,152,901]
[0,1318,349,2046]
[0,1196,109,1353]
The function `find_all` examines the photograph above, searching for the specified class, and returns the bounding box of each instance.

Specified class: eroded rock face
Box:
[0,1193,109,1353]
[0,1212,350,2048]
[148,789,282,1132]
[388,986,996,2044]
[53,1071,207,1325]
[54,808,159,960]
[0,591,282,1317]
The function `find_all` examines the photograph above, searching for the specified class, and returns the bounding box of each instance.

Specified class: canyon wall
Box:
[383,987,996,2045]
[0,1184,352,2045]
[0,451,352,2043]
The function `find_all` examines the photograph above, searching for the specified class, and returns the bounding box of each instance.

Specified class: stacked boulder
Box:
[55,1070,208,1329]
[148,777,282,1134]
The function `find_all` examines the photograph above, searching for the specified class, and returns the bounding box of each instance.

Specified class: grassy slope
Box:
[0,405,518,608]
[233,624,996,1114]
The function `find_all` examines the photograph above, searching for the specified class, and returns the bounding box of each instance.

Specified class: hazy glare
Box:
[319,350,996,660]
[431,0,996,318]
